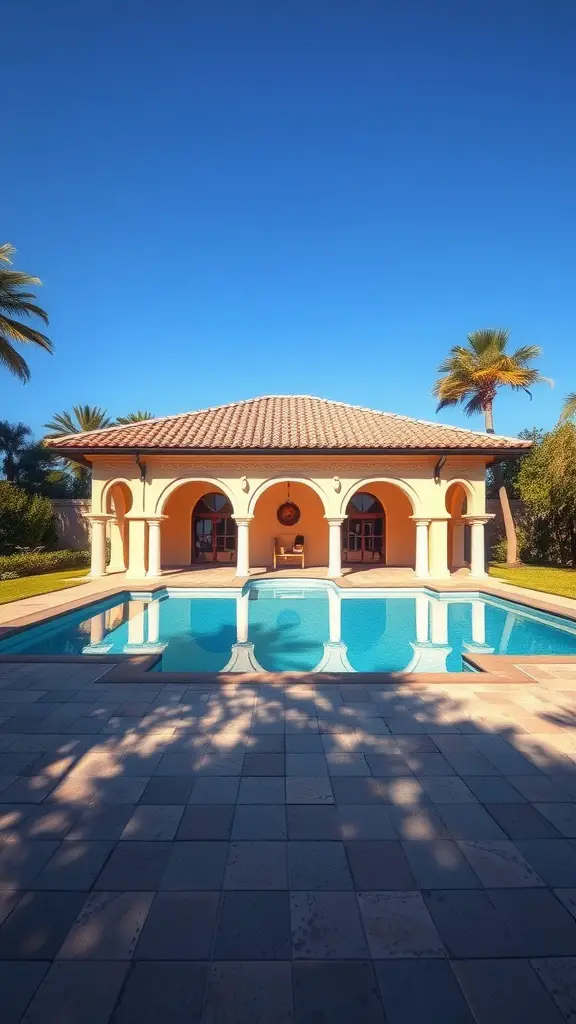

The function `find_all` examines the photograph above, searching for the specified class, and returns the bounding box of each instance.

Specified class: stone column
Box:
[326,518,345,578]
[127,600,146,645]
[471,599,486,645]
[412,518,430,579]
[108,520,127,572]
[90,612,106,646]
[146,516,167,578]
[236,592,249,643]
[84,514,113,578]
[428,518,450,579]
[465,516,492,578]
[430,599,449,645]
[328,587,342,643]
[415,593,430,644]
[233,518,252,577]
[147,599,160,644]
[125,516,148,579]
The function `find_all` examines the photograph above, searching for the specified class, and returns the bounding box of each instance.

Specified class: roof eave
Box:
[48,445,532,460]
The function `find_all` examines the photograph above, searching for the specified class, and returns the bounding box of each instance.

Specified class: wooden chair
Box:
[273,535,305,569]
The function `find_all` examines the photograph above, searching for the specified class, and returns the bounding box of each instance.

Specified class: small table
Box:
[273,547,305,569]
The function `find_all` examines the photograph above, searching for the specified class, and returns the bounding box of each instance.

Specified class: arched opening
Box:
[343,492,386,563]
[446,482,470,571]
[251,481,328,568]
[161,482,236,567]
[105,481,133,572]
[342,482,415,568]
[192,492,236,564]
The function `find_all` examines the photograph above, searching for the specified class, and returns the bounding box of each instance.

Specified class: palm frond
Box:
[432,327,547,425]
[44,412,77,436]
[116,410,155,424]
[467,328,510,355]
[0,243,52,381]
[72,405,113,431]
[560,393,576,422]
[44,406,112,437]
[0,244,15,265]
[0,337,32,382]
[0,316,52,351]
[0,296,50,324]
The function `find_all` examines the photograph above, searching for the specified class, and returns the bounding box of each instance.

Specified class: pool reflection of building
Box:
[81,597,167,655]
[81,587,498,672]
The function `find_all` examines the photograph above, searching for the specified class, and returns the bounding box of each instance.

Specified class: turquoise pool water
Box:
[2,581,576,673]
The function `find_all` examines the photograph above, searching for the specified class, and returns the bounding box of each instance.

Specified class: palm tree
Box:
[116,410,155,424]
[0,421,32,482]
[44,405,113,437]
[0,244,52,382]
[43,406,113,494]
[433,328,550,566]
[560,394,576,422]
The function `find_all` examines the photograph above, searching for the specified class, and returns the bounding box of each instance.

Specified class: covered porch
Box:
[85,474,491,583]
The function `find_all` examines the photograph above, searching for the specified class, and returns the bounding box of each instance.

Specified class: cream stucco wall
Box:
[88,453,490,575]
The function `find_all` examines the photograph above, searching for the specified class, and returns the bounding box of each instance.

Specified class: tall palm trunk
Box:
[484,401,519,567]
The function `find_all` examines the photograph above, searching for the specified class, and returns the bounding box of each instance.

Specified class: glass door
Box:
[362,517,384,560]
[194,518,215,562]
[343,517,385,562]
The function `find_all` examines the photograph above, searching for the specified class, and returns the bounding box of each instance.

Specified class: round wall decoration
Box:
[277,501,301,526]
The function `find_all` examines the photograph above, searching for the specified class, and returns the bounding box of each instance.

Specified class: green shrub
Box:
[490,523,530,565]
[0,549,90,578]
[0,482,57,554]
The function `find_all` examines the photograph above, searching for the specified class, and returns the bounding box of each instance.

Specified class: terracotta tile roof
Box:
[44,395,532,454]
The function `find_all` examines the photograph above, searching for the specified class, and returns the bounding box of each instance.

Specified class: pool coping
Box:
[1,574,576,686]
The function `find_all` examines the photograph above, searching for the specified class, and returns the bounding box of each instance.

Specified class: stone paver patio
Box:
[2,663,576,1020]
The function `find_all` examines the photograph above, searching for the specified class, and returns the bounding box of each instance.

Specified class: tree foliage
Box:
[517,423,576,564]
[0,244,52,382]
[0,420,76,497]
[560,393,576,423]
[486,428,544,499]
[0,482,57,554]
[44,405,113,436]
[433,328,549,566]
[116,410,155,423]
[433,329,550,420]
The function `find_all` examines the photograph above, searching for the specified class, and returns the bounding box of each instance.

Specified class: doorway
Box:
[343,491,386,563]
[192,493,237,563]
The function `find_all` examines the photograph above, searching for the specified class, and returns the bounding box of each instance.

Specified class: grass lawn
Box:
[489,563,576,600]
[0,569,89,606]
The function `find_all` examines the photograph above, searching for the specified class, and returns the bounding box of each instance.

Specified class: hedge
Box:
[0,482,57,553]
[0,549,90,579]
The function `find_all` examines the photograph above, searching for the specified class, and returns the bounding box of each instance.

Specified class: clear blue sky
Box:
[3,0,575,438]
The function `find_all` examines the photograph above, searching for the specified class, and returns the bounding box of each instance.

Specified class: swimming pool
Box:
[2,580,576,673]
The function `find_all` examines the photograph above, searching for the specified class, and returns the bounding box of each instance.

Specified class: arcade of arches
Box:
[86,461,493,582]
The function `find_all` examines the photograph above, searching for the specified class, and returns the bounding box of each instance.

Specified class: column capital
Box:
[410,516,431,525]
[325,516,346,526]
[463,514,495,525]
[145,515,168,525]
[125,513,167,521]
[83,513,114,523]
[232,516,254,526]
